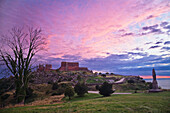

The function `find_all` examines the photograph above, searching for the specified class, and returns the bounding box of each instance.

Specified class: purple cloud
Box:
[146,15,155,20]
[132,47,143,51]
[164,41,170,45]
[142,24,158,31]
[149,45,160,49]
[155,41,162,44]
[161,47,170,51]
[145,42,152,45]
[121,32,133,37]
[163,25,170,30]
[160,22,169,27]
[127,52,147,56]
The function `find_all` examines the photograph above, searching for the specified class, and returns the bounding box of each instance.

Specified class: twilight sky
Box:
[0,0,170,77]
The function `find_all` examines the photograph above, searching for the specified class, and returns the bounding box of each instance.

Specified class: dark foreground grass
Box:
[1,91,170,113]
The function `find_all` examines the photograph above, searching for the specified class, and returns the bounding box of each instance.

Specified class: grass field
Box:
[1,91,170,113]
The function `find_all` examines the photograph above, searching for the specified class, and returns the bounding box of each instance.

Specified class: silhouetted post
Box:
[149,68,162,92]
[152,68,158,89]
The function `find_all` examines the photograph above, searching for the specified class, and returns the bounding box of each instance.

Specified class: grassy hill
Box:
[1,91,170,113]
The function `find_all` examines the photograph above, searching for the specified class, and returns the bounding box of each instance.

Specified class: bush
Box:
[64,86,75,100]
[1,94,10,100]
[52,87,65,96]
[46,90,50,95]
[51,92,59,96]
[52,89,64,96]
[106,72,109,75]
[26,87,33,99]
[128,79,135,84]
[52,82,59,90]
[48,81,53,84]
[99,82,114,96]
[60,83,69,88]
[77,75,82,82]
[95,85,100,90]
[74,82,88,97]
[101,74,106,77]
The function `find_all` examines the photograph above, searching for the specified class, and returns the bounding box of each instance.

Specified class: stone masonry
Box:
[59,62,90,72]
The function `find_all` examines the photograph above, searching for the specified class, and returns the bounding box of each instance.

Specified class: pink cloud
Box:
[0,0,169,59]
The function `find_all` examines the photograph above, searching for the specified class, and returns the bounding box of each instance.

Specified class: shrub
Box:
[51,93,58,96]
[141,80,145,83]
[99,82,114,96]
[46,90,50,95]
[77,75,82,82]
[74,82,88,97]
[128,79,135,84]
[106,72,109,75]
[95,85,100,90]
[64,86,75,100]
[26,87,33,99]
[60,83,69,88]
[52,82,59,90]
[101,74,106,77]
[1,94,10,101]
[51,88,65,96]
[48,81,53,84]
[54,87,65,95]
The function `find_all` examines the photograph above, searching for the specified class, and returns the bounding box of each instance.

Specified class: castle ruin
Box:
[59,62,90,72]
[37,62,91,72]
[37,64,53,71]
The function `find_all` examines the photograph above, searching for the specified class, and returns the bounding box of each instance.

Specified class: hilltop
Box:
[0,62,154,108]
[0,68,152,107]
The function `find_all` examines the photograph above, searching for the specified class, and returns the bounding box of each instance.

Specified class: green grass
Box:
[86,76,106,83]
[1,91,170,113]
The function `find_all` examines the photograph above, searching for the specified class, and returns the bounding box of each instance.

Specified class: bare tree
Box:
[0,27,46,104]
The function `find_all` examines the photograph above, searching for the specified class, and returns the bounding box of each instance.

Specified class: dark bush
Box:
[141,80,145,83]
[51,92,59,96]
[52,82,59,90]
[77,75,82,81]
[99,82,114,96]
[101,74,106,77]
[26,87,34,99]
[60,83,69,88]
[128,79,135,84]
[52,87,65,96]
[0,90,5,96]
[1,94,10,100]
[46,90,49,94]
[67,78,72,81]
[57,87,65,95]
[48,81,53,84]
[29,79,34,83]
[74,82,88,96]
[0,78,15,95]
[64,86,75,100]
[95,85,100,90]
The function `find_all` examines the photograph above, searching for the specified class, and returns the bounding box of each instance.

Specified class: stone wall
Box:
[59,62,90,72]
[37,64,53,71]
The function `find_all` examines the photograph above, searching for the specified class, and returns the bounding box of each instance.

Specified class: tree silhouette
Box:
[0,27,46,104]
